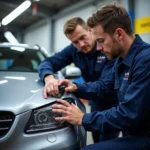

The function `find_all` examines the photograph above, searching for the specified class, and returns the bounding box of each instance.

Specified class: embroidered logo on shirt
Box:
[123,72,130,80]
[97,56,106,63]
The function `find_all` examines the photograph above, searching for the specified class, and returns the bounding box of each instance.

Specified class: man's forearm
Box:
[75,81,106,101]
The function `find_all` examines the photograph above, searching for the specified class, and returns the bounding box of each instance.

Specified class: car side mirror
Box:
[62,66,81,79]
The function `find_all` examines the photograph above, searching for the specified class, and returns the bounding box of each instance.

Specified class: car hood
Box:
[0,71,56,115]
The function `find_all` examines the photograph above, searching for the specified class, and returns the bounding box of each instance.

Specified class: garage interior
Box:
[0,0,150,52]
[0,0,150,146]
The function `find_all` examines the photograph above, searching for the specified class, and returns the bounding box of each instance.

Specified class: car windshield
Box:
[0,47,46,72]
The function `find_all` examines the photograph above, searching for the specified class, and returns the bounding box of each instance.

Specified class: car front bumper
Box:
[0,110,84,150]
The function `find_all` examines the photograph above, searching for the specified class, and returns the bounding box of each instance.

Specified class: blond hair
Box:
[63,17,88,36]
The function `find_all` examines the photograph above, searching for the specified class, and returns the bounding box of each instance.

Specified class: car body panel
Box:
[0,72,51,114]
[0,71,86,149]
[0,43,86,149]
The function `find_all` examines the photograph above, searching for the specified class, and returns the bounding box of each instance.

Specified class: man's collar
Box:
[122,35,143,67]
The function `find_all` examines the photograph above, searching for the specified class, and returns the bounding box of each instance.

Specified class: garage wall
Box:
[24,19,51,51]
[134,0,150,43]
[53,0,116,52]
[23,0,116,53]
[23,0,143,53]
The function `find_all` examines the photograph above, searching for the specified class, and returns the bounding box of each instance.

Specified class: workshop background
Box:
[0,0,150,145]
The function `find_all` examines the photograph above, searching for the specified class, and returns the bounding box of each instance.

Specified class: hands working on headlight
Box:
[43,75,59,98]
[44,76,78,98]
[58,79,78,92]
[44,78,84,125]
[52,99,84,126]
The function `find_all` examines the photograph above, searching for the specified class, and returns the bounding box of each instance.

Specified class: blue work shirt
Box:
[75,35,150,135]
[38,43,117,108]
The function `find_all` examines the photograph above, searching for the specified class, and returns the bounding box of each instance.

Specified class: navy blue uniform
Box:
[39,43,114,84]
[74,35,150,150]
[38,43,119,142]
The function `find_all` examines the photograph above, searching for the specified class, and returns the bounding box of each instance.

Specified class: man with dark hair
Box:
[52,2,150,150]
[38,17,119,142]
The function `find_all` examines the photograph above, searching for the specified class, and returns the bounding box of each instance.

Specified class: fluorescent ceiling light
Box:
[4,31,19,44]
[2,0,31,26]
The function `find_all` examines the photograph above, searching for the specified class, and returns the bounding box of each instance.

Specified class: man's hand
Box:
[44,75,59,98]
[58,79,78,92]
[52,99,84,126]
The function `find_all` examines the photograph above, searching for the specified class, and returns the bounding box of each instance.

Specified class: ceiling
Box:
[0,0,91,42]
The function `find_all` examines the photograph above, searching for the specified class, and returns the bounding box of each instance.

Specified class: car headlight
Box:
[25,104,68,133]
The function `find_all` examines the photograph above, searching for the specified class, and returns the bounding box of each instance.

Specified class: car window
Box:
[0,47,46,72]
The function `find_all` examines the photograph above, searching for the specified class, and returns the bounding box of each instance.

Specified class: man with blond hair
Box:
[38,17,119,143]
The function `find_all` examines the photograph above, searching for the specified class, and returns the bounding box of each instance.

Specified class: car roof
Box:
[0,42,40,50]
[0,42,49,56]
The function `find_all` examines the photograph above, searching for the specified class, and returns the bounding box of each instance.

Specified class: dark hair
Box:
[63,17,88,36]
[87,2,133,35]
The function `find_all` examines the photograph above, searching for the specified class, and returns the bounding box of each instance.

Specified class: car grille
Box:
[0,111,15,138]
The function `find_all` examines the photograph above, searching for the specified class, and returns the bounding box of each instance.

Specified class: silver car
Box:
[0,43,86,150]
